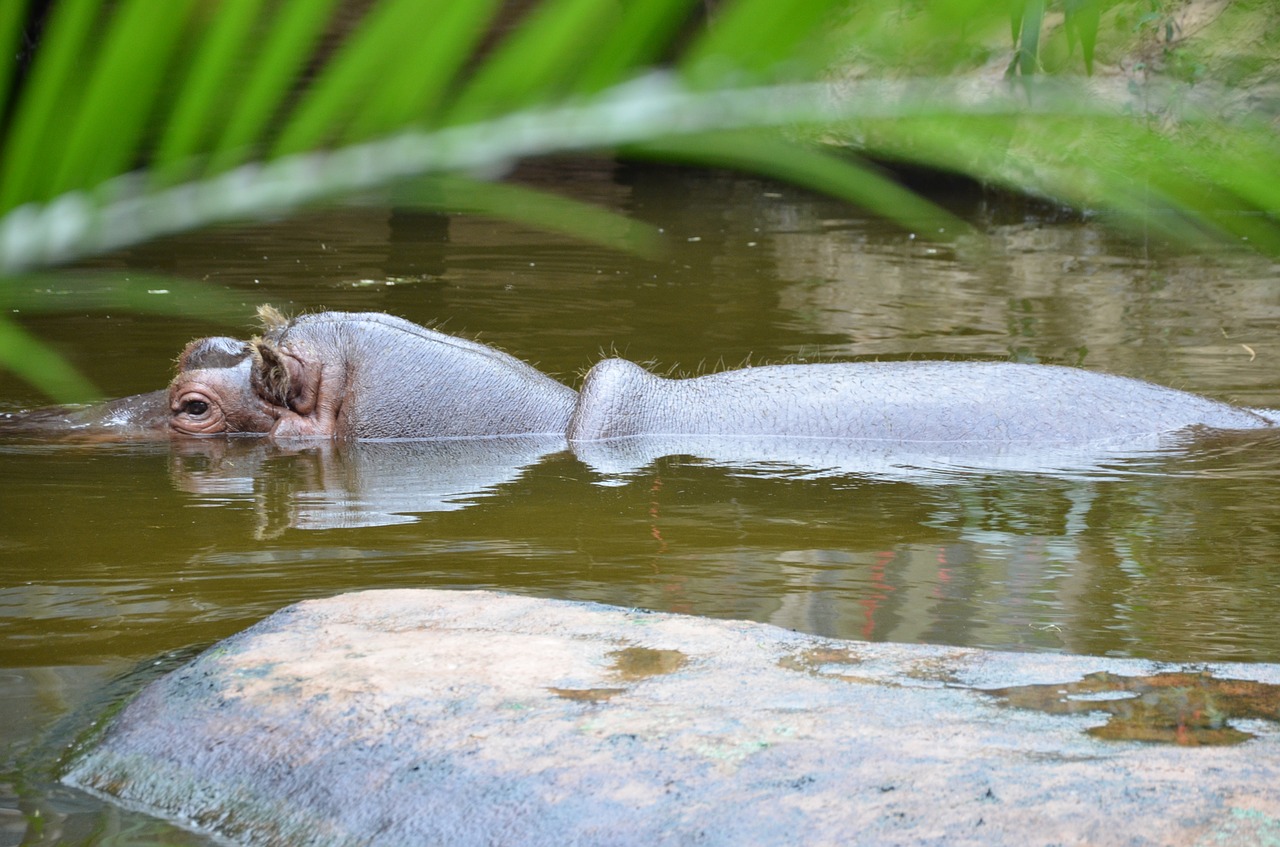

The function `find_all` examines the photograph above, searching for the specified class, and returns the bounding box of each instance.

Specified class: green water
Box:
[3,161,1280,844]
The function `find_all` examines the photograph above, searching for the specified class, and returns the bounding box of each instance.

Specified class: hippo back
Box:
[274,313,577,439]
[568,359,1276,444]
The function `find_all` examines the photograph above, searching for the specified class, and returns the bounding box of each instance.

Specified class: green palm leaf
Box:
[0,0,1277,398]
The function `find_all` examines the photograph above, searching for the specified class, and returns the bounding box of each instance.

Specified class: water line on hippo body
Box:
[11,313,1278,452]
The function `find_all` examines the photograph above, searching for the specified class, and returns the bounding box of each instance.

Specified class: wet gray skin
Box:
[2,309,1276,443]
[0,390,171,437]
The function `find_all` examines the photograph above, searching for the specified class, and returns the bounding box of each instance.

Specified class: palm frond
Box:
[0,314,97,401]
[0,273,247,401]
[0,0,1277,398]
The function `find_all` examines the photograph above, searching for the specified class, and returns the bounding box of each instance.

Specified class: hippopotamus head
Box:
[168,334,276,435]
[3,308,578,441]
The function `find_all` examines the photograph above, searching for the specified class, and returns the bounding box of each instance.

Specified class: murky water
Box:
[3,160,1280,844]
[985,671,1280,746]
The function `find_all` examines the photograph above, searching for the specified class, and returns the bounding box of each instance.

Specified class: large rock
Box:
[66,589,1280,846]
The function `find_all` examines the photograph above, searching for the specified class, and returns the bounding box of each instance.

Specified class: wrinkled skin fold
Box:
[2,308,1276,445]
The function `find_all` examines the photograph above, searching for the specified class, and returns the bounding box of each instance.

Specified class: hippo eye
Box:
[182,399,210,417]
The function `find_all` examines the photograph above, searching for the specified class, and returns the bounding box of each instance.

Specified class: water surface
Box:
[3,161,1280,844]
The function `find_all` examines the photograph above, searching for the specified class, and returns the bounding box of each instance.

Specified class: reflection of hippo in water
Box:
[4,307,1277,445]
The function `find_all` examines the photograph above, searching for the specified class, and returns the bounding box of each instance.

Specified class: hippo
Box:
[2,307,1276,447]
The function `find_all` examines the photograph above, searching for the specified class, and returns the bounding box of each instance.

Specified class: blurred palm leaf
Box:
[0,0,1277,399]
[0,272,246,401]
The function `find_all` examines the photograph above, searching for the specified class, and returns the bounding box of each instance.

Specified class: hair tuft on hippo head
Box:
[256,303,290,330]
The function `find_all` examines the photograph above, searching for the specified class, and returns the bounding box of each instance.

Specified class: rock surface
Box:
[65,589,1280,846]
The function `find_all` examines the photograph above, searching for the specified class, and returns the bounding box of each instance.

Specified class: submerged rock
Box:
[65,589,1280,846]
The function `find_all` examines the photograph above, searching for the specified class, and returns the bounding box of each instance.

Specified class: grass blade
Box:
[1063,0,1100,75]
[570,0,700,95]
[446,0,622,124]
[0,0,103,211]
[626,131,969,235]
[1015,0,1044,76]
[0,274,244,402]
[0,0,32,120]
[272,0,423,156]
[205,0,341,173]
[341,0,501,141]
[48,0,195,198]
[152,0,268,183]
[275,0,503,155]
[0,313,97,401]
[396,173,662,256]
[681,0,847,86]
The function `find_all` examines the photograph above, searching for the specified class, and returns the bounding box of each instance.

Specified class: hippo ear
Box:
[251,339,299,409]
